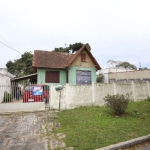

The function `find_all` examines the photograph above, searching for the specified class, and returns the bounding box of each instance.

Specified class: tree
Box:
[6,52,34,77]
[53,42,91,53]
[116,61,137,70]
[53,47,69,53]
[107,60,121,68]
[96,73,104,83]
[68,42,91,53]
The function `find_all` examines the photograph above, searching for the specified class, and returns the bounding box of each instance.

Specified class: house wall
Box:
[50,82,150,110]
[37,50,98,85]
[37,68,66,85]
[68,66,96,85]
[68,50,97,85]
[71,50,95,68]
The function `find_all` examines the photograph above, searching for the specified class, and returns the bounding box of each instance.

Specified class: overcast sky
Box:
[0,0,150,69]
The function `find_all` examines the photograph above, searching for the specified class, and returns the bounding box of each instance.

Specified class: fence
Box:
[0,83,50,103]
[50,82,150,110]
[0,83,48,112]
[0,82,150,112]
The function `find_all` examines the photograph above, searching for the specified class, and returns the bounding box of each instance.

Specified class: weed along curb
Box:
[95,134,150,150]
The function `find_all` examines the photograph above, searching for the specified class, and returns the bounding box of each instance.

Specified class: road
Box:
[135,143,150,150]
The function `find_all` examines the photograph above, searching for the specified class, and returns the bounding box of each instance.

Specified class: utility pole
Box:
[139,62,141,69]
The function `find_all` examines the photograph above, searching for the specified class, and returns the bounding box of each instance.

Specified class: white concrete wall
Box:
[97,68,133,74]
[0,68,14,78]
[0,81,149,112]
[50,82,150,110]
[0,75,12,103]
[0,69,14,103]
[0,102,45,113]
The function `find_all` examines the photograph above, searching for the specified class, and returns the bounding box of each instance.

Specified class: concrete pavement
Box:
[0,111,73,150]
[134,142,150,150]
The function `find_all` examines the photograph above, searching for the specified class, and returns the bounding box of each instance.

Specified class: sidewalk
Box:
[0,111,72,150]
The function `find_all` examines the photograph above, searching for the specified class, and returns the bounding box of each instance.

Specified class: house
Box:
[97,68,150,83]
[97,68,133,83]
[108,69,150,83]
[32,45,101,85]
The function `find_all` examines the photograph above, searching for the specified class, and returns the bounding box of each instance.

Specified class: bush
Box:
[3,91,12,103]
[96,73,104,83]
[145,96,150,102]
[103,93,131,115]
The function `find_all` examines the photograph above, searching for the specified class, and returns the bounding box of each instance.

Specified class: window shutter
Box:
[45,71,60,83]
[81,53,86,62]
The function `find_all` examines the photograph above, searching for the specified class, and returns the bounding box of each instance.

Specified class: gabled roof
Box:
[32,45,101,70]
[65,45,101,70]
[32,51,73,69]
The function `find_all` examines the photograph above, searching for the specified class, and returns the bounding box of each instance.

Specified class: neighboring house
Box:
[108,69,150,83]
[0,68,14,103]
[32,45,101,85]
[0,68,14,84]
[97,68,133,83]
[97,68,150,83]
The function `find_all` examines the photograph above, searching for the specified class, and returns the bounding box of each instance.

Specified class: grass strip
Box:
[54,101,150,149]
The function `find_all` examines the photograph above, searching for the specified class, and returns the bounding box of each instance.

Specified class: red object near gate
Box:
[23,85,49,103]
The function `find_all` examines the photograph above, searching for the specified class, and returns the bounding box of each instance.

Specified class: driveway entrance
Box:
[0,111,70,150]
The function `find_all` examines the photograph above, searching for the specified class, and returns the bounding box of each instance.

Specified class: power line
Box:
[0,34,15,49]
[0,41,22,54]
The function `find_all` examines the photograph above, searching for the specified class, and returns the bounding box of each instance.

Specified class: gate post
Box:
[113,82,117,95]
[92,82,95,105]
[49,85,53,110]
[65,83,69,109]
[131,81,136,101]
[146,81,150,97]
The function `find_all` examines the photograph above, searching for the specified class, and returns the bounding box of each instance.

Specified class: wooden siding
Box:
[71,50,95,68]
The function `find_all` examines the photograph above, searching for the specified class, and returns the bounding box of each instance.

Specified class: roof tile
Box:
[32,45,101,70]
[32,50,73,69]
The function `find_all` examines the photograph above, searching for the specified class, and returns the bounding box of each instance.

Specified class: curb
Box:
[96,134,150,150]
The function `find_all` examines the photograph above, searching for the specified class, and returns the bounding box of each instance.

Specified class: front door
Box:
[76,70,91,85]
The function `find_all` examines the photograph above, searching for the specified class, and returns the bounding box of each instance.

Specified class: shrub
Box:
[3,91,12,103]
[103,93,131,115]
[96,73,104,83]
[145,96,150,102]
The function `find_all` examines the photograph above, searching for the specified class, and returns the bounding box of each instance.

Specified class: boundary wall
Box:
[50,82,150,110]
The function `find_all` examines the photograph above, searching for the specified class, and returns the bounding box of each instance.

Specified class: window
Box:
[45,71,60,83]
[81,53,86,62]
[76,70,91,84]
